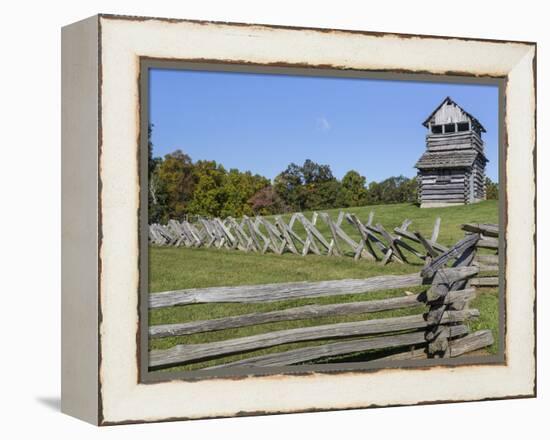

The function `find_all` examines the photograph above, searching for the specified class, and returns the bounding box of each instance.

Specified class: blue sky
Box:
[149,69,499,182]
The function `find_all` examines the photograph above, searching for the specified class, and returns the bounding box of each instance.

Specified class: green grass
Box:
[468,287,500,354]
[149,200,500,371]
[149,246,421,293]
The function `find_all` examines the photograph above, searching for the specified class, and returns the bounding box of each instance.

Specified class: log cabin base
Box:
[420,201,465,208]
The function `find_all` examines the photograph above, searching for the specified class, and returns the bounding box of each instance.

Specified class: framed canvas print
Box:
[61,14,536,425]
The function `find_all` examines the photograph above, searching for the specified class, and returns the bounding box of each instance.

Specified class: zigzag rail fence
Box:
[150,211,455,265]
[148,222,499,371]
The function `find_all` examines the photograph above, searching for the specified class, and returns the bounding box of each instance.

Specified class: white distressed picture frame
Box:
[61,14,536,425]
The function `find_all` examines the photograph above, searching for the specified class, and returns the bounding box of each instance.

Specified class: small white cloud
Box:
[316,116,331,132]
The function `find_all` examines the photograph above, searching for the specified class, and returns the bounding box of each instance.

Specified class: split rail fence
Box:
[149,224,498,371]
[464,223,500,288]
[150,211,454,265]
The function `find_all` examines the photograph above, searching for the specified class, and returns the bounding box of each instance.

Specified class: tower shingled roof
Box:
[415,150,488,170]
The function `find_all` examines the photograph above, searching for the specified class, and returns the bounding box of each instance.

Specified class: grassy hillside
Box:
[149,200,499,371]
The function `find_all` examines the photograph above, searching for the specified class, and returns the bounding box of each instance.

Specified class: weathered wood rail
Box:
[202,326,471,369]
[149,227,497,371]
[150,311,478,368]
[150,288,476,338]
[463,223,500,288]
[150,211,452,265]
[149,273,425,308]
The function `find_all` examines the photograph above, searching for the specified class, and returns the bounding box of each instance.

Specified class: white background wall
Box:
[0,0,546,438]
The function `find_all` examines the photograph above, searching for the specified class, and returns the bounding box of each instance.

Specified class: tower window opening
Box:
[444,123,456,133]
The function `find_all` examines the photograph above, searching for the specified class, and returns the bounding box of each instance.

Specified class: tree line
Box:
[148,131,497,223]
[149,155,418,224]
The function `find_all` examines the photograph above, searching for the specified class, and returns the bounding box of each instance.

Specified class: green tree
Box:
[302,159,334,184]
[274,160,337,211]
[187,160,227,217]
[273,163,307,211]
[341,170,368,207]
[149,169,168,223]
[304,180,344,210]
[364,175,417,205]
[147,124,162,176]
[397,176,418,203]
[366,181,382,204]
[147,124,169,223]
[485,177,499,200]
[155,150,196,221]
[220,169,270,217]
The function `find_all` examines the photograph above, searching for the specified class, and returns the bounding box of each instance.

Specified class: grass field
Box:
[149,200,500,371]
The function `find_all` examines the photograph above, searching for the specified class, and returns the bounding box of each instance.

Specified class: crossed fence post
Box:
[148,212,486,272]
[421,233,481,357]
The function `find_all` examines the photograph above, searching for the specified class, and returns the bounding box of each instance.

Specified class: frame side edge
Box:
[61,15,100,425]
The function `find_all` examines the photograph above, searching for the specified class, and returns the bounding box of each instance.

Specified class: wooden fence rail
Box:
[365,330,494,364]
[150,309,479,368]
[149,288,476,338]
[203,325,471,370]
[149,222,498,370]
[464,223,500,288]
[149,273,425,308]
[149,226,497,370]
[150,211,451,265]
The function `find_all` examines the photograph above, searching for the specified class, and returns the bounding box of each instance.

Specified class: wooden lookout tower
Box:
[415,97,488,208]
